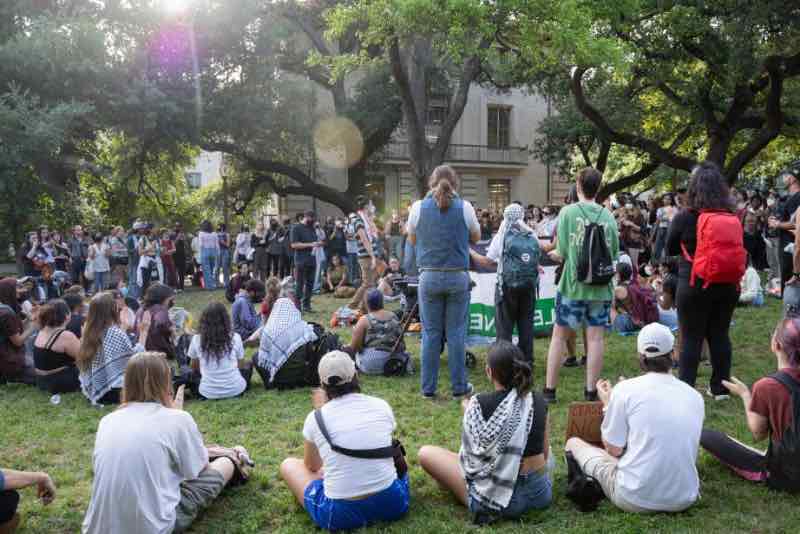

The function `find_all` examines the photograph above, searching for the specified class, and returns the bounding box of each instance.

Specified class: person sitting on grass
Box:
[279,351,410,531]
[225,262,252,304]
[32,299,81,394]
[232,279,264,341]
[418,341,552,524]
[377,256,404,300]
[135,283,176,360]
[658,273,679,331]
[62,293,86,339]
[187,302,252,400]
[700,316,800,490]
[77,293,150,405]
[0,468,56,533]
[565,323,704,513]
[82,352,252,534]
[323,254,355,299]
[739,255,764,307]
[347,289,408,375]
[0,278,37,385]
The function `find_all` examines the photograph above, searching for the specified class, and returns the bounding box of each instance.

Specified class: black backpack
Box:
[766,372,800,492]
[576,204,615,286]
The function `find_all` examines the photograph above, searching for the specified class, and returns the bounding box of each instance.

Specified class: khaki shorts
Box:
[173,467,225,532]
[571,446,649,513]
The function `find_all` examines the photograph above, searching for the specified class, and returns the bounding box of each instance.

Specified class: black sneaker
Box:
[580,356,587,366]
[302,306,313,313]
[543,388,557,404]
[563,356,579,367]
[453,383,474,399]
[584,389,598,402]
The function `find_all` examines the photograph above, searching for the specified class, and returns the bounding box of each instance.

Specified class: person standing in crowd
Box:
[652,194,677,263]
[765,191,782,286]
[216,223,232,289]
[768,162,800,295]
[173,223,188,292]
[159,228,177,289]
[348,197,381,314]
[385,210,405,265]
[544,168,619,403]
[344,213,362,286]
[82,352,252,534]
[407,165,480,399]
[279,351,410,531]
[418,341,552,523]
[137,225,159,294]
[0,467,56,533]
[565,323,704,513]
[701,316,800,489]
[666,162,741,399]
[470,204,541,364]
[265,220,282,279]
[313,221,328,294]
[615,195,645,271]
[251,222,269,282]
[537,206,558,243]
[0,278,36,384]
[197,221,219,291]
[126,222,143,299]
[88,233,111,295]
[280,218,294,279]
[742,195,767,271]
[108,226,128,289]
[291,211,321,313]
[68,226,89,289]
[327,218,348,267]
[235,225,252,266]
[51,231,70,274]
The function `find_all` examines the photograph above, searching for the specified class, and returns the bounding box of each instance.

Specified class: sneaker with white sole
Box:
[705,388,730,401]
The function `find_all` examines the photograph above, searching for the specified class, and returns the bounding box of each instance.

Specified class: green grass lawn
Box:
[2,289,798,533]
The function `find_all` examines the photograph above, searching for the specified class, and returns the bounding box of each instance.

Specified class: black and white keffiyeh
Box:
[459,389,534,511]
[79,325,141,404]
[256,298,317,383]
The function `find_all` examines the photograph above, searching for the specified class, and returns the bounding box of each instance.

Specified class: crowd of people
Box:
[3,160,800,532]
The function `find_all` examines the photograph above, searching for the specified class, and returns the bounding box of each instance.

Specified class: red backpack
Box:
[681,210,747,289]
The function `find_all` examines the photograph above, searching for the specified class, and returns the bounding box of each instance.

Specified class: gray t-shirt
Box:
[82,403,208,534]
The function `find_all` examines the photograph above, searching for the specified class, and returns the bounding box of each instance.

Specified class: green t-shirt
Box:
[556,201,620,301]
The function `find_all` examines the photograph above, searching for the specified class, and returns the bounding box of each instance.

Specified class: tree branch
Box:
[597,160,661,201]
[596,140,611,173]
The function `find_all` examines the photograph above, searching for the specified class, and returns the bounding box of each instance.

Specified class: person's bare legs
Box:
[208,457,235,486]
[566,437,616,469]
[0,513,21,534]
[585,326,605,393]
[418,446,468,506]
[280,458,323,507]
[565,329,577,359]
[546,324,571,389]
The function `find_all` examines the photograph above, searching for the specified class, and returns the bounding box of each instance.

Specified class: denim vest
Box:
[415,194,469,270]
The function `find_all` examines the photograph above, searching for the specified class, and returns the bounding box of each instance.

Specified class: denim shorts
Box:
[555,294,611,330]
[612,313,639,334]
[304,475,410,531]
[468,469,552,518]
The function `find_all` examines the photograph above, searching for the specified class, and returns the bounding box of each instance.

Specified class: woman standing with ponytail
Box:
[418,341,552,524]
[407,165,481,399]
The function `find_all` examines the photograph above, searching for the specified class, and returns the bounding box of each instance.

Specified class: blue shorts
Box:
[612,313,639,334]
[304,475,410,531]
[469,470,552,518]
[555,294,611,330]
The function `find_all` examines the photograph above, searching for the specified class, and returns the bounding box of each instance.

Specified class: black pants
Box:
[700,429,767,481]
[281,255,293,279]
[495,284,536,364]
[0,490,19,524]
[676,279,738,393]
[187,365,253,399]
[36,366,80,394]
[268,254,281,278]
[97,388,122,405]
[781,251,793,296]
[295,262,315,309]
[174,254,186,290]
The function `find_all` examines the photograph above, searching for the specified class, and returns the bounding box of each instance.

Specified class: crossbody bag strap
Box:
[313,410,397,459]
[769,372,800,425]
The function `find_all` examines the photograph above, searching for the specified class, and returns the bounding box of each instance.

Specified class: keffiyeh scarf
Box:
[459,389,534,511]
[256,298,317,383]
[79,326,141,404]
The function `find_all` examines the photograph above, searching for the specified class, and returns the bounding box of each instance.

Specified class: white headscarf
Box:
[496,204,537,279]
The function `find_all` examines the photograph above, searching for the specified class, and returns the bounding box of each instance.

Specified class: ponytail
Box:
[429,165,459,210]
[487,340,532,395]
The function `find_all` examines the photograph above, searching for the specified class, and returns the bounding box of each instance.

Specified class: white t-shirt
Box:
[302,393,397,500]
[187,333,246,399]
[406,198,480,236]
[602,372,704,511]
[82,403,208,534]
[90,243,110,272]
[198,231,219,250]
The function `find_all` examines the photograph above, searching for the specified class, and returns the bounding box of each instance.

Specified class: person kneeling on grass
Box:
[187,302,253,400]
[280,351,410,531]
[418,341,552,525]
[0,468,56,533]
[82,352,252,534]
[565,323,704,513]
[701,316,800,490]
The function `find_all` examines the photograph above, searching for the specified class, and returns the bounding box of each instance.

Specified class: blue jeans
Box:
[93,270,108,294]
[216,248,231,288]
[200,248,218,290]
[346,253,361,285]
[469,470,552,518]
[418,270,470,396]
[127,260,140,298]
[304,475,410,531]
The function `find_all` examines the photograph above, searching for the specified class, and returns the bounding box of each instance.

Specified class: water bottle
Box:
[50,394,61,405]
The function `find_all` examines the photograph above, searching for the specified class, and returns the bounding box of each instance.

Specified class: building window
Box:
[487,105,511,149]
[427,98,448,126]
[488,179,511,214]
[185,172,202,189]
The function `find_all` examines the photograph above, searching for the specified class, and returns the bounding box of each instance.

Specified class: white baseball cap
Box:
[637,323,675,358]
[318,351,356,386]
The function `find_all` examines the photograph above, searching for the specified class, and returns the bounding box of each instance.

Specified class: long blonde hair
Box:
[429,165,459,210]
[77,292,120,371]
[121,352,173,407]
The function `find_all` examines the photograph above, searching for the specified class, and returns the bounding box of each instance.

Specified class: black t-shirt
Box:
[291,223,318,266]
[476,389,547,457]
[666,209,698,281]
[66,314,84,339]
[778,192,800,248]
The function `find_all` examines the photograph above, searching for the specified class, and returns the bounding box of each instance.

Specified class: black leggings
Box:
[186,365,253,399]
[268,254,281,278]
[700,429,767,482]
[676,279,738,393]
[36,366,80,394]
[0,489,19,524]
[495,285,535,365]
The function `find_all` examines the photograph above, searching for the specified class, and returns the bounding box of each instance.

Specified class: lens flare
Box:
[313,117,364,170]
[161,0,191,15]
